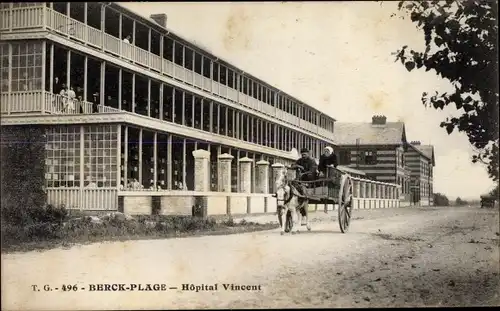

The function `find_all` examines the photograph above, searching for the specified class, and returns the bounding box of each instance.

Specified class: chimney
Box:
[150,13,167,28]
[371,115,387,125]
[411,141,421,145]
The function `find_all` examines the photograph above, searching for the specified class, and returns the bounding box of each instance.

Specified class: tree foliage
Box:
[455,196,468,206]
[433,192,450,206]
[393,0,499,182]
[1,126,47,225]
[489,184,499,198]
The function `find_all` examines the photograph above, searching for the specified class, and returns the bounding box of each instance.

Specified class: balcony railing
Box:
[0,91,121,116]
[11,6,44,30]
[0,5,333,139]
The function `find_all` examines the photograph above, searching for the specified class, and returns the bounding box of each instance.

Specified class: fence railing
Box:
[1,5,333,139]
[11,6,44,29]
[47,187,118,210]
[0,91,121,116]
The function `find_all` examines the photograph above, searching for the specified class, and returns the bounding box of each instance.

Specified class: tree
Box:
[0,126,47,225]
[393,0,499,182]
[489,184,499,198]
[433,192,450,206]
[455,197,468,206]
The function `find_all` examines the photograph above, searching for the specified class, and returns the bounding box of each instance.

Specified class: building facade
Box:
[406,142,435,206]
[0,2,339,210]
[332,115,434,205]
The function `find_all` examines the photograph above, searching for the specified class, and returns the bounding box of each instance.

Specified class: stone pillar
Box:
[239,157,253,193]
[372,183,377,208]
[218,153,234,193]
[383,185,387,207]
[271,163,286,194]
[355,180,361,198]
[256,160,270,194]
[192,149,210,219]
[192,149,210,192]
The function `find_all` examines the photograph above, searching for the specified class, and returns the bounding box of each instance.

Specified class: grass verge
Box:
[1,214,278,254]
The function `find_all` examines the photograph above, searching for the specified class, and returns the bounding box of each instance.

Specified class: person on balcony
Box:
[107,95,118,110]
[92,92,100,113]
[59,84,68,113]
[53,77,62,94]
[77,95,85,113]
[123,35,132,44]
[64,86,76,114]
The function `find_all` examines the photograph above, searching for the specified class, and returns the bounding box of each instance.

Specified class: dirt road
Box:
[2,206,499,309]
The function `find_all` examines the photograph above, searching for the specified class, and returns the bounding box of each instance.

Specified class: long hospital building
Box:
[0,2,339,210]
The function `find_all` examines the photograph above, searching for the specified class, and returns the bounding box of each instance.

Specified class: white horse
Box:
[275,167,311,235]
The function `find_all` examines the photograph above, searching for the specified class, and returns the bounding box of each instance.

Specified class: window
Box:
[202,99,211,132]
[156,133,169,189]
[171,135,184,189]
[164,37,174,61]
[194,52,202,74]
[11,42,43,92]
[220,65,227,85]
[227,69,234,88]
[83,125,118,188]
[213,63,219,83]
[338,150,351,165]
[0,43,8,93]
[174,41,183,66]
[45,126,81,188]
[363,150,377,165]
[184,47,194,70]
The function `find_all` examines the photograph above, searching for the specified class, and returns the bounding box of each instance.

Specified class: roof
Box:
[332,122,406,146]
[111,2,334,122]
[412,144,435,166]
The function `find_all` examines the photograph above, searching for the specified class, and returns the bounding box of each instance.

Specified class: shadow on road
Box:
[278,229,347,235]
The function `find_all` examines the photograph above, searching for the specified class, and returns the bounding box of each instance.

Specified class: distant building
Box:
[406,142,435,206]
[332,115,434,206]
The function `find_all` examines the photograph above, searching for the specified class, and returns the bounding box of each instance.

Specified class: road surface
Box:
[2,206,499,309]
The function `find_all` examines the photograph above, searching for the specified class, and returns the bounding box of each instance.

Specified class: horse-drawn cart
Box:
[275,165,354,234]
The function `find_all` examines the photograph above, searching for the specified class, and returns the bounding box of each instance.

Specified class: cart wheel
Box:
[338,175,353,233]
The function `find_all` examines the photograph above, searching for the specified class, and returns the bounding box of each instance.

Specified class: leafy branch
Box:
[393,0,499,182]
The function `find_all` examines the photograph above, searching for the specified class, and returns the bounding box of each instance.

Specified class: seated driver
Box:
[290,147,318,195]
[318,146,338,177]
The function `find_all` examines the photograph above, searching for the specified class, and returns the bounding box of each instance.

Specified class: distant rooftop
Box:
[411,143,435,166]
[333,115,406,146]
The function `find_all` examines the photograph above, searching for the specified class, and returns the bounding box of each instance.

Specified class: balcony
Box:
[0,91,120,115]
[0,5,329,139]
[0,91,299,161]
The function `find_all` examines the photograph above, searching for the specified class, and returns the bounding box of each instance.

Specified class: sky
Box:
[119,1,496,200]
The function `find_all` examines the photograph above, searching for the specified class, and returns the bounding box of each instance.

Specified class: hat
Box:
[300,148,309,153]
[325,146,333,154]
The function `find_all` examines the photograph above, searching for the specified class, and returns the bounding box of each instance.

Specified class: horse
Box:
[275,166,311,235]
